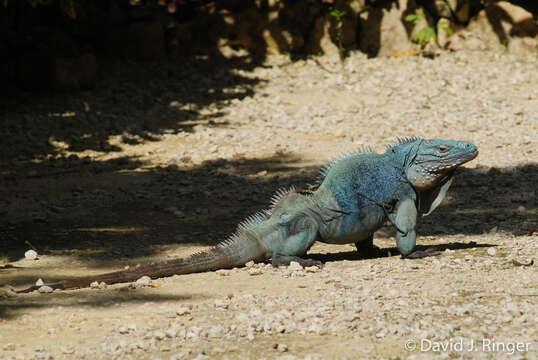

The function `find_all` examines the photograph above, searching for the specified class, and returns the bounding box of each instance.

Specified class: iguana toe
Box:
[271,254,323,268]
[402,248,440,259]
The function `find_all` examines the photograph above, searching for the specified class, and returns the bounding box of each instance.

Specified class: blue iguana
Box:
[17,137,478,292]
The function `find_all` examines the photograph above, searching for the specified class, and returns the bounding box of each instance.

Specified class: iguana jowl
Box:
[17,137,478,292]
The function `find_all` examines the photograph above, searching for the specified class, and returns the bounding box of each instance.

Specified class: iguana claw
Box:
[271,254,323,268]
[402,248,440,259]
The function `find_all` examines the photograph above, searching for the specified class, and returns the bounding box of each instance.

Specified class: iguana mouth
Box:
[440,149,478,170]
[418,149,478,174]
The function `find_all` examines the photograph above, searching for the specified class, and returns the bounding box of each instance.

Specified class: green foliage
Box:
[329,9,346,19]
[406,11,454,49]
[405,10,436,48]
[404,11,424,25]
[329,8,346,57]
[439,20,453,36]
[413,27,436,48]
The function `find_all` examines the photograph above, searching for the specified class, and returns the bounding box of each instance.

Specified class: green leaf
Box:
[405,14,417,22]
[441,27,453,36]
[413,27,437,47]
[330,9,346,18]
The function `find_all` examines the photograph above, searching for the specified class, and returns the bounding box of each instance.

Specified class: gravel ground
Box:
[0,50,537,360]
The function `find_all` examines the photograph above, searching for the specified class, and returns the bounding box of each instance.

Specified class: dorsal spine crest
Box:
[236,211,269,232]
[316,146,376,184]
[386,136,421,151]
[268,186,296,211]
[217,210,269,250]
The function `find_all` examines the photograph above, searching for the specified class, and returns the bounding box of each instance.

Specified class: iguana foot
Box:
[355,243,386,259]
[402,248,440,259]
[354,236,386,259]
[271,254,323,268]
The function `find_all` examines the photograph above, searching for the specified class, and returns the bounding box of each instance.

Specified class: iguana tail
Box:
[16,219,270,293]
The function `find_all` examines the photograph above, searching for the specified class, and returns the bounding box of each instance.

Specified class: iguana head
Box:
[404,138,478,191]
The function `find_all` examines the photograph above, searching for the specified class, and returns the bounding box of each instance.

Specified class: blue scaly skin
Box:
[16,138,477,292]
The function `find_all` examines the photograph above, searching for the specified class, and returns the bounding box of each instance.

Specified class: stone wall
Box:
[0,0,536,91]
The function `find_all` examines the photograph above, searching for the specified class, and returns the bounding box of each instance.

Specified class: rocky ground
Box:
[0,50,537,360]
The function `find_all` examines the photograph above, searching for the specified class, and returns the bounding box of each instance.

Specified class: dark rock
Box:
[126,22,166,59]
[19,49,56,90]
[77,53,98,89]
[55,53,97,91]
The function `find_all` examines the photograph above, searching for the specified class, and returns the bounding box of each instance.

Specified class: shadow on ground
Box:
[1,154,536,263]
[0,152,536,317]
[0,291,207,320]
[0,55,261,165]
[310,241,497,263]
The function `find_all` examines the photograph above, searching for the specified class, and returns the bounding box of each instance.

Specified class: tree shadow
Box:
[1,151,535,263]
[0,291,207,320]
[484,2,538,45]
[0,152,536,310]
[419,165,537,237]
[0,54,262,165]
[0,0,334,170]
[0,153,315,263]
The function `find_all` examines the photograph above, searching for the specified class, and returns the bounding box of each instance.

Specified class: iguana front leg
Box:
[389,197,439,259]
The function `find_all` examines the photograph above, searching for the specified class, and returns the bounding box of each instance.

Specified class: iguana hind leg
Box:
[354,235,385,258]
[271,215,321,267]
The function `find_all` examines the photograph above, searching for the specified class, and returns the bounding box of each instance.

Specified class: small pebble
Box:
[214,299,229,309]
[153,330,166,340]
[288,261,303,272]
[135,276,152,287]
[375,329,387,338]
[165,327,180,338]
[463,317,474,325]
[38,286,53,293]
[61,346,75,354]
[487,248,497,256]
[248,268,263,276]
[216,269,231,276]
[36,278,44,286]
[176,307,191,316]
[25,249,38,260]
[3,343,16,351]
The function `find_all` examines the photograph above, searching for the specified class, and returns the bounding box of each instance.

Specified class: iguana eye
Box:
[439,145,449,153]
